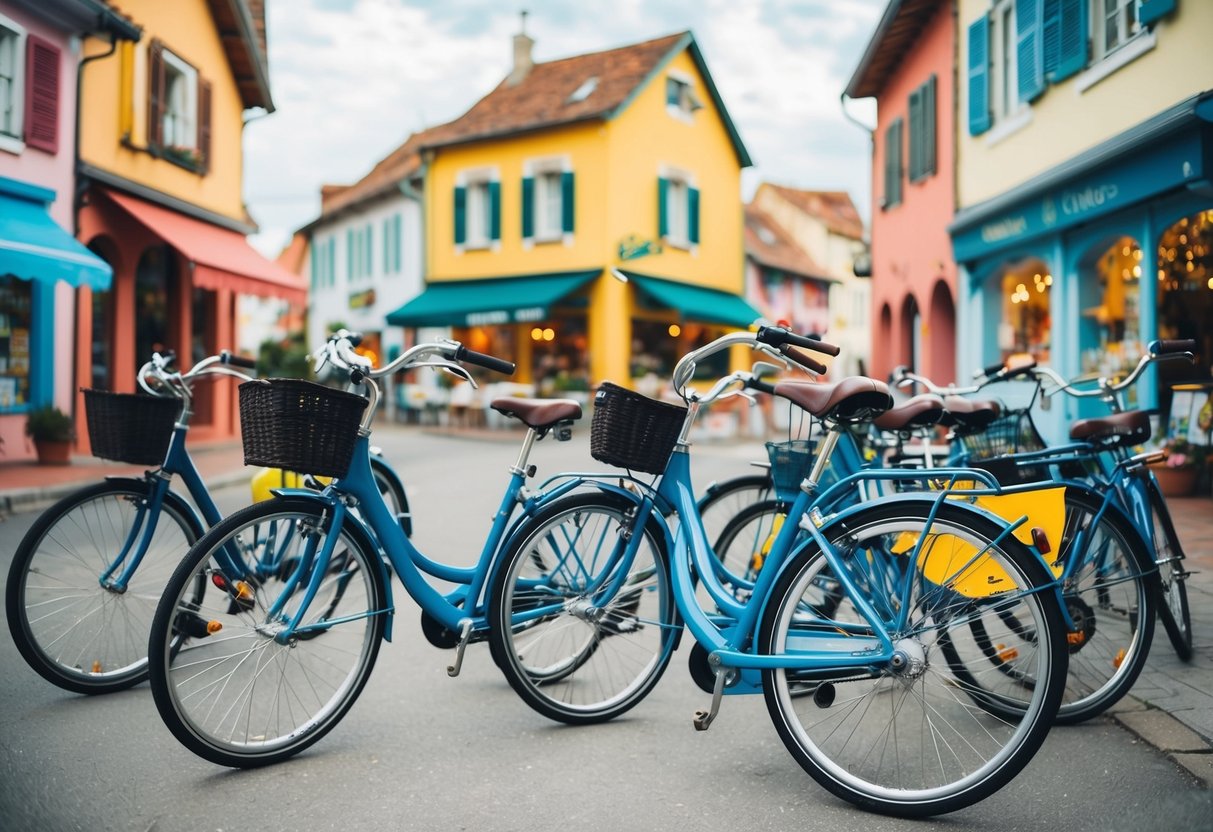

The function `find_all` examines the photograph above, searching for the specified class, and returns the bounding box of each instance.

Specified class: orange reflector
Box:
[996,644,1019,662]
[1067,631,1086,646]
[91,660,102,673]
[235,581,254,601]
[207,620,223,634]
[1113,648,1126,669]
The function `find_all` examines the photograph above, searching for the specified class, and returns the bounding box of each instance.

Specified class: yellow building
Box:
[386,30,756,391]
[74,0,304,444]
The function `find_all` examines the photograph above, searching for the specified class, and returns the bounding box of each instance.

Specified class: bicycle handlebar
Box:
[454,345,516,376]
[137,350,257,399]
[671,326,841,404]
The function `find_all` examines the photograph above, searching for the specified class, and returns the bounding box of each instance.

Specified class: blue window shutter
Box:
[967,17,992,136]
[688,186,699,245]
[1042,0,1060,76]
[1052,0,1087,80]
[394,213,402,273]
[521,176,534,239]
[489,181,501,241]
[908,88,922,181]
[454,186,466,245]
[1016,0,1045,102]
[346,228,353,279]
[1140,0,1176,26]
[382,219,389,273]
[365,225,372,277]
[561,171,575,234]
[310,241,318,288]
[328,239,335,286]
[658,177,669,237]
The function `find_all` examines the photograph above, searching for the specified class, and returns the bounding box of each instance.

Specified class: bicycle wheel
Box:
[1148,483,1192,660]
[488,492,678,725]
[759,500,1067,818]
[697,474,773,552]
[148,496,386,767]
[712,498,788,588]
[6,479,203,694]
[370,454,412,537]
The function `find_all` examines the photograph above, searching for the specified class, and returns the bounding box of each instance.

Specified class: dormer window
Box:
[568,76,597,103]
[665,72,701,121]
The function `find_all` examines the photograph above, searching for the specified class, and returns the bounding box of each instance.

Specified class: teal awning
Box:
[0,177,112,290]
[620,270,760,328]
[386,269,600,327]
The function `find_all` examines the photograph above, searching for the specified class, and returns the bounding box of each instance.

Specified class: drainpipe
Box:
[73,33,120,235]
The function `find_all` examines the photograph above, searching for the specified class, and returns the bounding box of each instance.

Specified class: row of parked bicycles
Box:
[5,324,1197,817]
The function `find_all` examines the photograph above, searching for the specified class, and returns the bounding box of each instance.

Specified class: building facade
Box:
[0,0,138,461]
[846,0,956,386]
[386,30,758,391]
[952,0,1211,438]
[73,0,304,447]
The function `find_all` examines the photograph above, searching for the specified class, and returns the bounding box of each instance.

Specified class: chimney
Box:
[508,10,533,87]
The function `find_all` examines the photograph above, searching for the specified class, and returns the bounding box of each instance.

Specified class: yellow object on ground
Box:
[250,467,329,502]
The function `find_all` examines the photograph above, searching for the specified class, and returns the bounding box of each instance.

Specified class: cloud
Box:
[245,0,884,256]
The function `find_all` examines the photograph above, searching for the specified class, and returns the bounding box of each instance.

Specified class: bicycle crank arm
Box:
[446,619,474,677]
[693,659,736,731]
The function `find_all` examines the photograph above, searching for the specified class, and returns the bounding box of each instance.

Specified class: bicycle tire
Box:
[6,479,204,694]
[697,474,773,550]
[759,499,1067,818]
[487,491,678,725]
[370,454,412,537]
[148,496,387,767]
[1147,483,1193,660]
[712,497,789,588]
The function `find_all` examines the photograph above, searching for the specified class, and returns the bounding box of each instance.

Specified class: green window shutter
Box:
[908,88,922,182]
[394,213,402,273]
[366,225,373,276]
[328,239,335,287]
[884,119,902,207]
[968,17,992,136]
[310,241,319,288]
[1140,0,1176,26]
[521,176,534,239]
[687,186,699,245]
[489,181,501,242]
[1051,0,1087,81]
[923,75,936,177]
[561,171,575,234]
[454,186,466,245]
[346,228,353,279]
[382,219,390,274]
[658,177,669,237]
[1016,0,1045,102]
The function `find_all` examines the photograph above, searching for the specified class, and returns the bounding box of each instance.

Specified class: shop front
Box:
[950,93,1213,442]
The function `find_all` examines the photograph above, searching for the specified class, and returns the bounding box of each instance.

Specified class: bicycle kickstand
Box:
[692,655,735,731]
[446,619,474,677]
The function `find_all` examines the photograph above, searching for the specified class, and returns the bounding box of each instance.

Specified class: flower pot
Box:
[33,438,72,466]
[1150,464,1197,498]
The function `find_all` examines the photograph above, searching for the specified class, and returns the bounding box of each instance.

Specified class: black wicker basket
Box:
[590,382,687,475]
[766,439,816,502]
[238,379,368,478]
[958,409,1046,460]
[83,388,182,465]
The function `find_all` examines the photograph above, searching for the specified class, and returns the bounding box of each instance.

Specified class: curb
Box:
[1109,698,1213,787]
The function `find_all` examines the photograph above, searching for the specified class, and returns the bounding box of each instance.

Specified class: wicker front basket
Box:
[590,382,687,475]
[83,389,182,465]
[238,379,368,479]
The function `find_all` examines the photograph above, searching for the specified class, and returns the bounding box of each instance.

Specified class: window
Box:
[909,77,937,183]
[454,170,500,250]
[0,15,24,150]
[148,40,210,172]
[992,0,1020,122]
[0,275,33,409]
[1100,0,1140,54]
[665,72,701,120]
[658,171,699,249]
[883,118,903,208]
[523,159,574,244]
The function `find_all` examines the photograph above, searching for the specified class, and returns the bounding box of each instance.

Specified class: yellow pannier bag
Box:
[892,486,1066,598]
[250,467,329,502]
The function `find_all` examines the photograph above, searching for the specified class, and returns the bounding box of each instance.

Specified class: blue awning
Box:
[0,177,112,290]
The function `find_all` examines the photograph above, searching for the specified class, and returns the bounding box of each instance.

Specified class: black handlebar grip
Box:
[745,377,777,396]
[223,352,258,369]
[981,361,1005,377]
[455,346,516,375]
[755,325,842,357]
[1150,339,1197,355]
[781,345,828,375]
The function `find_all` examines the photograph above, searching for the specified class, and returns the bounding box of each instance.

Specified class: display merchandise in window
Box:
[0,275,33,409]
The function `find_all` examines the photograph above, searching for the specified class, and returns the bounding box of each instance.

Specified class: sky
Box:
[243,0,887,257]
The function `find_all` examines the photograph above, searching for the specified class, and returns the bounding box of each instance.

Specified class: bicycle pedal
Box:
[176,611,220,639]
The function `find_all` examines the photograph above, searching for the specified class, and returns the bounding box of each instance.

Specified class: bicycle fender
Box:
[101,476,208,541]
[262,489,397,641]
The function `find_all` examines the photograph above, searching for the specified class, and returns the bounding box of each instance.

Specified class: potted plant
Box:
[25,405,74,465]
[1150,437,1200,497]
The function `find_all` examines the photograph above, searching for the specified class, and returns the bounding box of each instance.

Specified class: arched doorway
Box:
[134,245,178,371]
[899,294,920,371]
[1156,210,1212,416]
[927,279,956,384]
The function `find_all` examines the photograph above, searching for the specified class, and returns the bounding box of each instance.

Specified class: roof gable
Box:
[760,183,865,240]
[744,204,832,282]
[420,31,751,167]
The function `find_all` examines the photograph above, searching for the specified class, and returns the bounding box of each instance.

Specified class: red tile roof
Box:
[418,32,687,151]
[316,129,437,218]
[764,184,866,240]
[744,205,833,282]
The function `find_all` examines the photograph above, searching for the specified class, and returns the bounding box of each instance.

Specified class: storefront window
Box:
[135,245,174,369]
[0,275,33,409]
[1080,236,1142,376]
[1157,210,1212,410]
[533,318,589,396]
[996,258,1051,365]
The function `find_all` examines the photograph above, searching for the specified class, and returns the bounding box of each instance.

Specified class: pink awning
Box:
[101,189,306,305]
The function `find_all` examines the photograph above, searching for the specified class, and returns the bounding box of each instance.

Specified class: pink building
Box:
[846,0,957,387]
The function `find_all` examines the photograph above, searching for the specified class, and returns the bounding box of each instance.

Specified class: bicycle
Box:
[487,326,1070,817]
[145,333,675,768]
[5,350,257,694]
